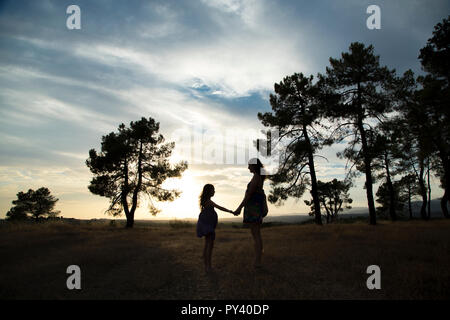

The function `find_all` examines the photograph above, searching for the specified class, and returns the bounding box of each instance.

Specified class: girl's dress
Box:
[243,181,267,224]
[196,205,218,240]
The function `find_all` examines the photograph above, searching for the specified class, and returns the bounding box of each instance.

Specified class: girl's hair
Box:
[248,158,266,181]
[199,184,215,210]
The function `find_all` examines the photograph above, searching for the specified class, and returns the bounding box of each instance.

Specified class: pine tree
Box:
[86,117,188,228]
[322,42,396,225]
[258,73,333,225]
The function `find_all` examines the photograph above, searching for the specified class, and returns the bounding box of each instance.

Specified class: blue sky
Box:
[0,0,448,219]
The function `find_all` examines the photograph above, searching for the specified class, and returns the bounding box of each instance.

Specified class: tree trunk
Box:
[336,201,343,222]
[126,214,134,228]
[303,121,322,225]
[357,83,376,225]
[122,157,132,228]
[419,163,428,220]
[358,118,377,225]
[322,200,330,224]
[128,141,144,228]
[408,184,413,219]
[384,152,397,221]
[442,190,449,218]
[434,122,450,218]
[427,159,431,219]
[438,152,450,218]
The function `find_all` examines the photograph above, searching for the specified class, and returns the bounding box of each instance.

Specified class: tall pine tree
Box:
[258,73,333,225]
[322,42,396,225]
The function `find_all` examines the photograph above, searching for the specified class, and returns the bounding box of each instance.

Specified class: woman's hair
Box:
[199,184,215,210]
[248,158,266,181]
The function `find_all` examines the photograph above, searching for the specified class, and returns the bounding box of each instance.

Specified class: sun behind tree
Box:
[86,117,188,228]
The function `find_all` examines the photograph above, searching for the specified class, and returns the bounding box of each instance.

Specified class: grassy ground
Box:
[0,219,449,300]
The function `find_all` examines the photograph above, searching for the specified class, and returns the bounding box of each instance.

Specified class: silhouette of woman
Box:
[234,158,268,268]
[197,184,234,273]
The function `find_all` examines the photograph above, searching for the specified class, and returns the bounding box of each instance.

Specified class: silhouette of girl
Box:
[197,184,234,273]
[234,158,268,268]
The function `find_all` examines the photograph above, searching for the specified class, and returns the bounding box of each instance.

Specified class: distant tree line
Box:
[258,16,450,225]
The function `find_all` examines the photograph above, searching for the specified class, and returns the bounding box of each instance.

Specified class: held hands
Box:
[233,206,242,216]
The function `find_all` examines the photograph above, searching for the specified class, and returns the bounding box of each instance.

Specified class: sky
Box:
[0,0,448,220]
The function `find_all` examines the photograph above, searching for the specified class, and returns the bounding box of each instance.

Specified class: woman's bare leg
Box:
[203,237,208,270]
[209,237,214,271]
[250,224,263,267]
[205,234,214,273]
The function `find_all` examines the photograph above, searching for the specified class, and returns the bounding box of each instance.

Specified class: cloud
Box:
[0,87,116,133]
[3,1,307,98]
[67,30,305,98]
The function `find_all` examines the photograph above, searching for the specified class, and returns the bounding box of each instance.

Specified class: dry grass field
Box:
[0,219,449,300]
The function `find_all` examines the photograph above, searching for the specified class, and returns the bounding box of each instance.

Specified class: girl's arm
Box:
[210,200,234,213]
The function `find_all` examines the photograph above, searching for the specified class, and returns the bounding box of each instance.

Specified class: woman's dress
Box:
[243,180,267,224]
